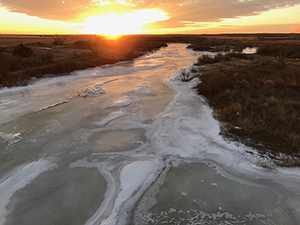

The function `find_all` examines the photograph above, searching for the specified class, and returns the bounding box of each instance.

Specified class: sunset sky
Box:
[1,0,300,35]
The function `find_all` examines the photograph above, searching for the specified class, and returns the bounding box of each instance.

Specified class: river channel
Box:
[0,44,300,225]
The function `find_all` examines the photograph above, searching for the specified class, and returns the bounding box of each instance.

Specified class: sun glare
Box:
[83,9,168,37]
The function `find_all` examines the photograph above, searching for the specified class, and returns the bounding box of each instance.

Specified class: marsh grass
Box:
[195,53,232,65]
[12,44,33,57]
[187,37,251,52]
[0,37,168,87]
[194,59,300,166]
[257,44,300,58]
[53,34,67,45]
[179,70,194,82]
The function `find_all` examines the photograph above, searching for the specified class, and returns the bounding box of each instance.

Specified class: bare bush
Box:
[179,70,193,82]
[194,59,300,164]
[53,34,67,45]
[13,43,33,57]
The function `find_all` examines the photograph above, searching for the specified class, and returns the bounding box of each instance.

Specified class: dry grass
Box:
[179,70,195,82]
[195,53,231,65]
[0,36,168,87]
[257,43,300,58]
[194,58,300,166]
[187,37,251,52]
[0,35,92,47]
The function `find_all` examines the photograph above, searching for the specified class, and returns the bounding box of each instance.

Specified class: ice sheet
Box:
[0,44,300,225]
[95,110,126,126]
[130,83,151,95]
[101,160,162,225]
[111,97,132,107]
[0,159,53,224]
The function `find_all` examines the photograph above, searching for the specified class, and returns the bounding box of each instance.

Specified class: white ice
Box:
[0,159,53,224]
[111,97,132,107]
[0,132,21,145]
[242,47,258,54]
[101,160,163,225]
[95,110,126,126]
[0,44,300,225]
[130,83,151,95]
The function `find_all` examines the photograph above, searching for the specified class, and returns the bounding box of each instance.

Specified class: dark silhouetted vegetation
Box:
[179,70,195,82]
[195,54,231,65]
[257,44,300,58]
[12,44,33,57]
[53,34,67,45]
[0,36,168,87]
[187,38,250,52]
[73,40,93,49]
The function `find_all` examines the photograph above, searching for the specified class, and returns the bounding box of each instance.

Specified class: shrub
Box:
[187,43,211,51]
[193,60,300,164]
[12,44,33,57]
[73,40,93,49]
[257,44,300,58]
[225,52,251,59]
[179,70,193,82]
[53,34,67,45]
[196,53,231,65]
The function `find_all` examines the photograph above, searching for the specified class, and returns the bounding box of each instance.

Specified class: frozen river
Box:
[0,44,300,225]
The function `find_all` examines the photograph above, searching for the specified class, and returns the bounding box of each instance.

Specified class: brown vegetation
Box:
[0,35,168,87]
[192,43,300,166]
[187,37,251,52]
[195,53,231,65]
[257,44,300,58]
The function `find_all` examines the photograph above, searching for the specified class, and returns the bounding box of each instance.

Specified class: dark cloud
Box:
[1,0,300,26]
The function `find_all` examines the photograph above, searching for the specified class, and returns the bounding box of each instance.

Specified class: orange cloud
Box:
[1,0,300,24]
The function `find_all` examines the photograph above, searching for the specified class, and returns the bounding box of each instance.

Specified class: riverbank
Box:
[2,33,299,88]
[187,36,300,167]
[0,35,168,87]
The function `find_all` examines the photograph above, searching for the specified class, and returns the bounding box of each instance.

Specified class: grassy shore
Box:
[0,35,168,87]
[187,36,300,167]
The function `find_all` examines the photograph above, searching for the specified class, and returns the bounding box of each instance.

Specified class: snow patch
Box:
[111,97,132,107]
[79,79,119,97]
[0,159,52,224]
[96,110,126,126]
[101,160,161,225]
[242,47,258,54]
[0,132,22,145]
[131,83,151,95]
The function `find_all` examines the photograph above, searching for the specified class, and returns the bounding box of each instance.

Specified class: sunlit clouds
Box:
[0,0,300,34]
[83,10,168,36]
[0,7,82,34]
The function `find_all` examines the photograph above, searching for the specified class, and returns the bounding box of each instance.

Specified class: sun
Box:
[84,13,126,37]
[83,10,168,37]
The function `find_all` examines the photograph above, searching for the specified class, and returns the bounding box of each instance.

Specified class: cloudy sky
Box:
[1,0,300,34]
